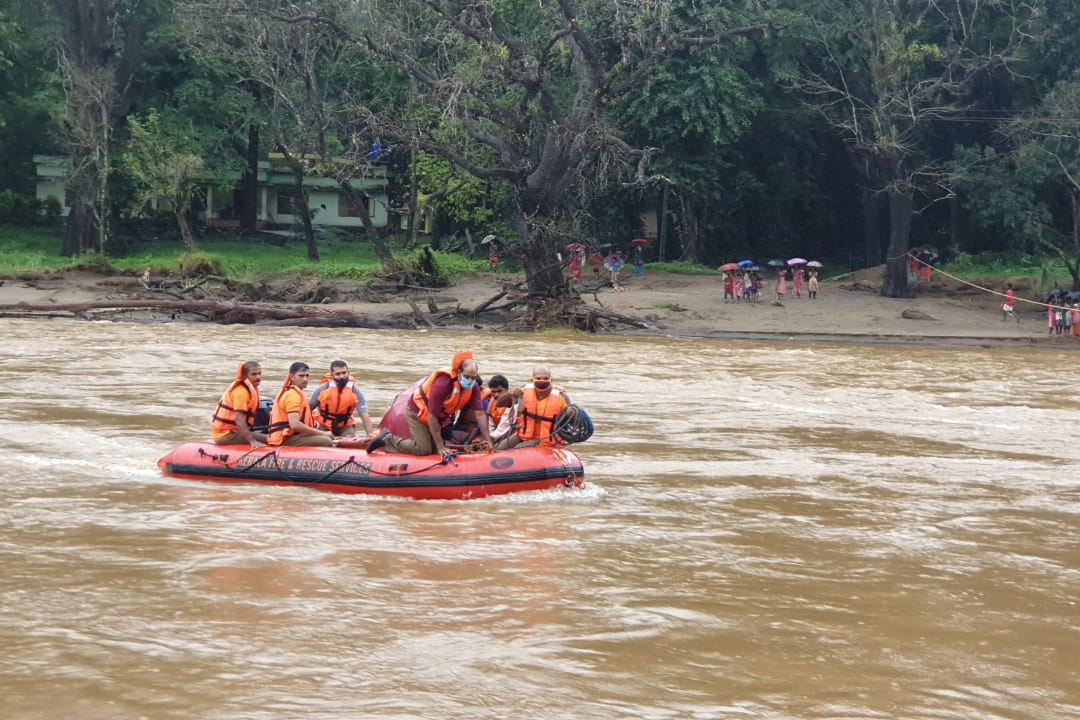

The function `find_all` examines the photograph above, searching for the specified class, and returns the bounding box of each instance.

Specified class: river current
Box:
[1,319,1077,719]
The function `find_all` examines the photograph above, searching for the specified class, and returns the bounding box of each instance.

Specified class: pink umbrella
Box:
[787,257,808,265]
[631,238,649,246]
[718,262,740,272]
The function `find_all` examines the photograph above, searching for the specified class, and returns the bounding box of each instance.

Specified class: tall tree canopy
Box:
[794,0,1046,296]
[264,0,773,298]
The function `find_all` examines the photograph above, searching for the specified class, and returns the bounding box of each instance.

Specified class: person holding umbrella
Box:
[566,243,586,281]
[788,258,807,297]
[481,234,498,274]
[604,249,625,287]
[718,262,741,302]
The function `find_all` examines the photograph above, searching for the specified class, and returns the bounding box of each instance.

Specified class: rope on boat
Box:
[550,404,594,445]
[364,456,457,477]
[312,455,366,484]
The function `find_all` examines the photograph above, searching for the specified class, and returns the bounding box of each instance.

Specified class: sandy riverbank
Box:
[0,265,1072,348]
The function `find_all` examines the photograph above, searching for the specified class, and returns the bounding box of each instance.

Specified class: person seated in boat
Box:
[210,361,269,447]
[495,365,571,450]
[454,374,517,447]
[481,374,517,444]
[267,362,335,447]
[366,351,492,459]
[308,360,375,438]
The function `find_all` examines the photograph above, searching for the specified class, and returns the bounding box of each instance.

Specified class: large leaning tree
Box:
[795,0,1045,297]
[264,0,772,301]
[52,0,161,256]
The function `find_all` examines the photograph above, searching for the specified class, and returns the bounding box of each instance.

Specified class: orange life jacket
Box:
[482,388,506,427]
[267,382,317,446]
[414,367,475,427]
[315,372,358,433]
[518,384,567,446]
[210,363,259,435]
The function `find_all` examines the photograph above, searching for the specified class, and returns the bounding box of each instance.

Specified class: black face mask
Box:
[334,377,349,389]
[533,380,551,391]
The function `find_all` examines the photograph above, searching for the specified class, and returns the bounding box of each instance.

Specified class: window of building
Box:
[276,190,301,215]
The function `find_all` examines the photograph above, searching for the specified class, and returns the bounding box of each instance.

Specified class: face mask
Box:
[533,380,551,391]
[334,377,349,389]
[459,376,476,389]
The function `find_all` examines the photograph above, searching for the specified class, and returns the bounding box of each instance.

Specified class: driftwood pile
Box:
[0,272,656,332]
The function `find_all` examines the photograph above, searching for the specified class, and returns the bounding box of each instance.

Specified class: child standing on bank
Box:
[808,270,819,299]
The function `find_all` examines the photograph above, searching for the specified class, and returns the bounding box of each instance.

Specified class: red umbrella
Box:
[718,262,740,272]
[631,238,649,246]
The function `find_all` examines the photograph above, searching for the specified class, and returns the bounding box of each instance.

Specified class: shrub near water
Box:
[0,192,62,226]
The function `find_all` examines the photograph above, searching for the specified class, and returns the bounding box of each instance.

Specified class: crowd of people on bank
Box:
[209,352,572,463]
[721,264,820,303]
[1044,296,1080,337]
[566,243,646,289]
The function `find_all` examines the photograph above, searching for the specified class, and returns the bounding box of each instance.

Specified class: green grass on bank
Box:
[0,224,503,280]
[3,224,1076,289]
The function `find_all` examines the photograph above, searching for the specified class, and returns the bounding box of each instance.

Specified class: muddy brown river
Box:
[1,319,1078,719]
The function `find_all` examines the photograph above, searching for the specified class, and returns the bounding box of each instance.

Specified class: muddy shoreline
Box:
[0,266,1073,349]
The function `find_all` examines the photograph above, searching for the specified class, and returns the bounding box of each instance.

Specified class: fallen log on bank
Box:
[0,299,412,328]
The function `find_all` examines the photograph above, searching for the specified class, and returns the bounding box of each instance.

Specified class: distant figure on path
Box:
[1001,283,1017,322]
[587,251,603,278]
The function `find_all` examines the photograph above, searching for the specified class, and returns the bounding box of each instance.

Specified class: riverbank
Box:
[0,265,1071,347]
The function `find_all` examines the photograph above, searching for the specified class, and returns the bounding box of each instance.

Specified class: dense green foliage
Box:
[2,0,1080,288]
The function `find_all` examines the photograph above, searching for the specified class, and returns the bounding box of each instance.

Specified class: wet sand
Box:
[0,266,1071,348]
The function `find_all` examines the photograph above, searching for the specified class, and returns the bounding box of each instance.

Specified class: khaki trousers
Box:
[384,408,436,456]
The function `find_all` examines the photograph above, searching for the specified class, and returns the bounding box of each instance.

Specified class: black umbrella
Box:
[1043,288,1066,302]
[910,244,940,261]
[1065,290,1080,303]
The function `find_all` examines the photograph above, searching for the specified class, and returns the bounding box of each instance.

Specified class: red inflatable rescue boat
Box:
[157,443,585,500]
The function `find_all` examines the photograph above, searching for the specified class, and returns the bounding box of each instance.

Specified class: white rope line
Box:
[901,254,1072,311]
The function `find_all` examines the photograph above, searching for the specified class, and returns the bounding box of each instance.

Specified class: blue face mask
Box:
[459,376,476,389]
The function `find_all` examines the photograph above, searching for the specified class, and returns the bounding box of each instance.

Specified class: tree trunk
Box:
[290,169,318,262]
[518,216,566,300]
[62,202,95,256]
[863,187,884,266]
[1069,188,1080,290]
[238,124,259,235]
[880,187,914,298]
[677,190,700,263]
[175,204,197,252]
[339,181,392,267]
